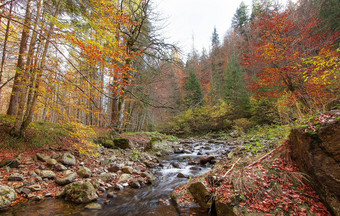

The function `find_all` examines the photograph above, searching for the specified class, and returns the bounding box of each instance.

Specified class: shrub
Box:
[234,118,252,133]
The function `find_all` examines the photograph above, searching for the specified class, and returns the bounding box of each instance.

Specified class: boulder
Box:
[113,138,132,149]
[141,172,155,184]
[28,184,41,192]
[117,174,131,183]
[177,173,187,178]
[8,174,24,181]
[171,162,181,168]
[98,173,115,183]
[289,117,340,215]
[0,185,17,209]
[145,137,176,153]
[77,167,92,178]
[40,170,56,179]
[36,153,49,162]
[200,156,216,165]
[55,173,77,186]
[121,166,133,174]
[60,153,76,166]
[129,180,141,189]
[188,182,212,209]
[55,163,67,171]
[60,181,98,204]
[47,159,57,166]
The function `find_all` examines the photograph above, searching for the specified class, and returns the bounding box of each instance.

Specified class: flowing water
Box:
[2,139,232,216]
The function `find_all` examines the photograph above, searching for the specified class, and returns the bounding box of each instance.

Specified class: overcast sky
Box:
[155,0,293,58]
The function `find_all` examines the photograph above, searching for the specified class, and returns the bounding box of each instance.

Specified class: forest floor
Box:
[0,114,337,215]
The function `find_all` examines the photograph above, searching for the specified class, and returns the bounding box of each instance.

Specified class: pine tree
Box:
[184,63,204,109]
[232,1,249,35]
[224,55,250,118]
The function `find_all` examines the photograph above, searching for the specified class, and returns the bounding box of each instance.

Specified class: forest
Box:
[0,0,339,215]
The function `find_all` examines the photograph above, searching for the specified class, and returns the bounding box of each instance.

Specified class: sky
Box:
[155,0,293,58]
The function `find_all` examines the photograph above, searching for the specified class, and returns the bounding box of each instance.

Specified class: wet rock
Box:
[113,183,124,191]
[190,167,201,171]
[85,202,102,210]
[199,156,216,165]
[129,180,141,189]
[77,167,92,178]
[174,147,184,154]
[108,164,121,172]
[0,185,17,209]
[28,184,41,192]
[60,153,76,166]
[8,174,24,181]
[60,181,98,204]
[98,187,106,192]
[55,163,67,171]
[117,174,131,183]
[28,194,43,201]
[197,152,203,155]
[55,173,77,186]
[121,166,133,174]
[36,153,49,162]
[40,170,56,179]
[99,173,115,183]
[171,162,181,169]
[188,161,199,165]
[188,182,212,209]
[144,161,157,168]
[47,159,57,166]
[141,172,155,184]
[107,191,116,198]
[177,173,187,178]
[183,149,192,154]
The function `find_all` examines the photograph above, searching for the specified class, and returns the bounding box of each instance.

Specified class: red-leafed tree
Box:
[243,7,339,109]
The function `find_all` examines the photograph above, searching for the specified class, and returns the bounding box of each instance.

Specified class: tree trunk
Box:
[7,0,33,116]
[0,0,13,98]
[13,0,44,136]
[19,0,61,135]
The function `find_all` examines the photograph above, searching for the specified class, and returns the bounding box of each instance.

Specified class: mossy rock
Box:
[113,138,131,149]
[145,136,162,151]
[94,136,115,149]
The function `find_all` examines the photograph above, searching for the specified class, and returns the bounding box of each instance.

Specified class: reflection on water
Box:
[1,141,230,216]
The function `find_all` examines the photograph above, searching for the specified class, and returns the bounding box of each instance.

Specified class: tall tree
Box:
[7,0,33,116]
[232,1,249,35]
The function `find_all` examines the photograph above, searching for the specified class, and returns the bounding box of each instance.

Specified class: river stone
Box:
[28,184,41,192]
[60,181,98,204]
[47,159,57,166]
[8,174,24,181]
[141,172,155,184]
[200,156,216,165]
[114,183,124,191]
[40,170,56,179]
[117,174,131,183]
[77,167,92,178]
[0,185,17,209]
[188,182,212,209]
[121,166,133,174]
[36,153,49,162]
[60,153,76,166]
[55,173,77,186]
[171,162,181,168]
[177,173,187,178]
[55,163,67,171]
[98,173,115,183]
[129,180,141,189]
[85,202,102,210]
